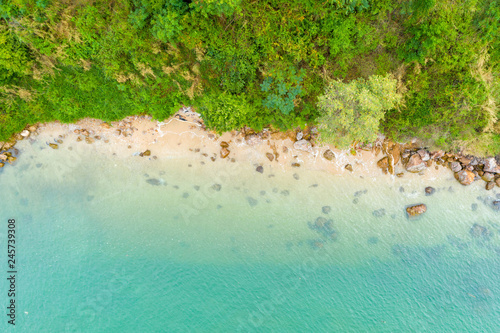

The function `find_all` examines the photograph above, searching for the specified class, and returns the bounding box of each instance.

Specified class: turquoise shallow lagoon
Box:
[1,138,500,332]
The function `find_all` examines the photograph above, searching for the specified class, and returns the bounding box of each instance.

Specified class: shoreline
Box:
[1,108,499,193]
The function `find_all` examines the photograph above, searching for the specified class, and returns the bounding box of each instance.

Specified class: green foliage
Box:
[197,92,258,133]
[0,0,499,154]
[0,27,32,83]
[261,67,304,115]
[317,75,402,147]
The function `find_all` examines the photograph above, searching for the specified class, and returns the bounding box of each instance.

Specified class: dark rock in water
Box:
[470,223,492,240]
[353,198,359,204]
[420,244,446,260]
[308,217,337,240]
[86,195,94,202]
[280,190,290,196]
[354,190,367,197]
[367,237,379,245]
[309,184,318,188]
[372,209,386,218]
[293,173,300,180]
[392,244,409,257]
[256,165,264,173]
[399,186,405,193]
[272,188,278,193]
[308,239,325,249]
[260,190,266,196]
[447,235,469,250]
[216,205,222,209]
[173,185,179,189]
[194,185,200,191]
[345,164,353,172]
[211,184,222,191]
[247,196,258,207]
[471,203,478,211]
[36,163,42,168]
[406,203,427,217]
[266,152,274,162]
[492,200,500,211]
[322,206,331,214]
[314,217,328,228]
[182,192,189,198]
[425,187,435,196]
[146,178,164,186]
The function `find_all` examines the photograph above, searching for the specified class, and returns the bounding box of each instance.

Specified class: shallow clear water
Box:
[1,139,500,332]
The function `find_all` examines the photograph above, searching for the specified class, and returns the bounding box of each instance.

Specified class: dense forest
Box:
[1,0,499,154]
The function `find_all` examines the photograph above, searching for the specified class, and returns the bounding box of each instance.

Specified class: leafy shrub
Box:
[317,74,402,147]
[260,67,305,115]
[197,92,258,133]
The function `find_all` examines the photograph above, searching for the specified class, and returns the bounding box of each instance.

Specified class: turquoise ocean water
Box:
[1,138,500,332]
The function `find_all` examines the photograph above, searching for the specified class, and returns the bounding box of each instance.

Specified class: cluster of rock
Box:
[374,139,500,190]
[0,124,38,168]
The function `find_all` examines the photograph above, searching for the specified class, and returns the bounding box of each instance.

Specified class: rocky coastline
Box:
[1,107,500,197]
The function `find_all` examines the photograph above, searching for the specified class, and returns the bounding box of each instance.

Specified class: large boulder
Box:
[455,170,475,185]
[483,157,500,174]
[417,149,430,161]
[293,139,312,153]
[405,153,426,173]
[481,172,495,182]
[390,144,401,165]
[406,204,427,217]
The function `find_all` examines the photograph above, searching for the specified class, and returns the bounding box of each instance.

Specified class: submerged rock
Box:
[256,165,264,173]
[425,187,435,196]
[266,152,274,162]
[220,141,229,148]
[345,164,353,172]
[146,178,165,186]
[211,184,222,191]
[247,196,258,207]
[406,204,427,217]
[49,143,59,149]
[469,223,492,240]
[322,206,331,214]
[372,208,386,217]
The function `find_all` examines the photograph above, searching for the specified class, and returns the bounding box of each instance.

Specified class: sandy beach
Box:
[10,108,454,186]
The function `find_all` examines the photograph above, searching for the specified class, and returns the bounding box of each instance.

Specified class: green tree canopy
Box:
[317,75,402,147]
